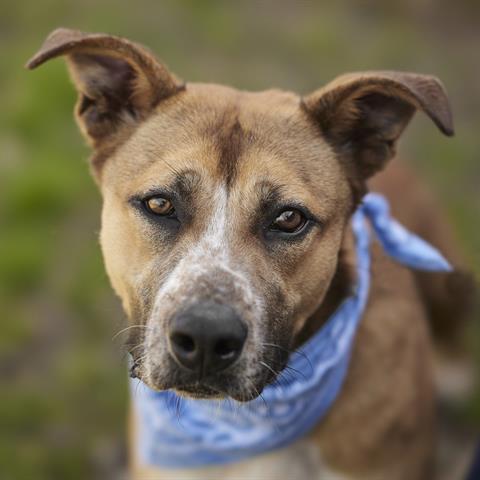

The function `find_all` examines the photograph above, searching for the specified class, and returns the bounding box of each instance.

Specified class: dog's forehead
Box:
[104,82,343,206]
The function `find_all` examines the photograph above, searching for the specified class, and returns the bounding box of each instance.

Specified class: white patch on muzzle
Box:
[144,185,264,384]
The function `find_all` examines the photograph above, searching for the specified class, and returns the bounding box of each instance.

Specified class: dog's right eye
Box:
[144,196,175,216]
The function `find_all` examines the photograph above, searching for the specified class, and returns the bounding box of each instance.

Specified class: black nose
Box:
[169,302,247,376]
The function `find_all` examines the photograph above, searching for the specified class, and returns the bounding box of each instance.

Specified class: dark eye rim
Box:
[143,196,176,216]
[269,208,307,233]
[129,191,180,222]
[264,204,321,240]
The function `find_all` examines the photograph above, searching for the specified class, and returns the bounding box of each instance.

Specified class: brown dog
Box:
[28,28,470,480]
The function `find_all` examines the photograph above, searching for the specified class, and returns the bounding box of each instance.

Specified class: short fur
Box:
[28,29,472,480]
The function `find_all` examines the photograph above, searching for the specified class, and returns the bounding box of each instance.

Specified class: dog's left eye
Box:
[270,209,307,233]
[144,196,175,216]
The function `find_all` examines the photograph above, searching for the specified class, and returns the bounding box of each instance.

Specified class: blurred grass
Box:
[1,1,479,479]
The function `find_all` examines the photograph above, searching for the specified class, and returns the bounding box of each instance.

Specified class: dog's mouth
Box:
[128,345,291,402]
[127,323,292,403]
[136,362,278,402]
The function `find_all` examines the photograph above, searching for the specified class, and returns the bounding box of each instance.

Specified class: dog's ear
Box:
[27,28,183,148]
[302,71,453,181]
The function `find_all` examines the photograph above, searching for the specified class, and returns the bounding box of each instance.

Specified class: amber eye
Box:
[144,196,175,216]
[270,209,306,233]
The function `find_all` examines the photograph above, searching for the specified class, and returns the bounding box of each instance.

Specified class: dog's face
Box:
[99,84,352,399]
[28,29,452,401]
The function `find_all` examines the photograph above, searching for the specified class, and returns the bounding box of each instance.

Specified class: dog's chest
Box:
[135,439,352,480]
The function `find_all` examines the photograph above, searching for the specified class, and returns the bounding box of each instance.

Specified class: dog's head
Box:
[28,29,453,401]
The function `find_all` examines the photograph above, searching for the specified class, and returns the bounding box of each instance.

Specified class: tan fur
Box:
[27,29,469,480]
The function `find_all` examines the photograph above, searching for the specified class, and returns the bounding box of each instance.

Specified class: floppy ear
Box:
[302,71,453,183]
[27,28,183,151]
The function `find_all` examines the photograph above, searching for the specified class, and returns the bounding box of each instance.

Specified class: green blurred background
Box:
[1,1,479,479]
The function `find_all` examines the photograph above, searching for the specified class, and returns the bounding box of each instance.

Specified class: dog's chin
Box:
[142,375,268,402]
[174,383,265,402]
[139,356,284,402]
[174,384,226,400]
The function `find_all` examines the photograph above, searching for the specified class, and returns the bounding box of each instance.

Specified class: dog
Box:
[27,28,473,480]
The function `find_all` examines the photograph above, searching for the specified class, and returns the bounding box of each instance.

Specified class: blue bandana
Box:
[131,193,452,469]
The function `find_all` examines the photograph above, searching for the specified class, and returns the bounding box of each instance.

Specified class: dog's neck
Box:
[294,226,356,348]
